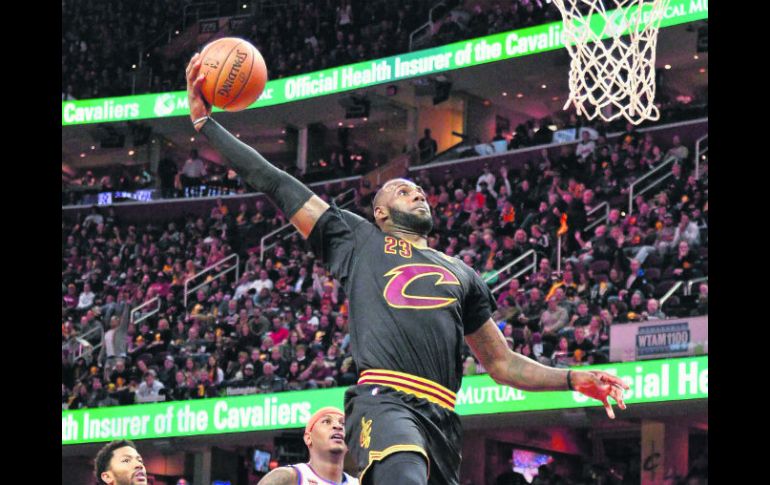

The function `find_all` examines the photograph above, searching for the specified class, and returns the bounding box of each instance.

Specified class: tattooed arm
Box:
[465,319,629,418]
[257,467,297,485]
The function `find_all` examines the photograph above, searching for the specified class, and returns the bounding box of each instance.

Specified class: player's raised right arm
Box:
[185,53,329,238]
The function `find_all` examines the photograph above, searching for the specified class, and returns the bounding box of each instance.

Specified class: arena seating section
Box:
[62,118,708,408]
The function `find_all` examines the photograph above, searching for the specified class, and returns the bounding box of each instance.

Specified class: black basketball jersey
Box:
[309,204,496,393]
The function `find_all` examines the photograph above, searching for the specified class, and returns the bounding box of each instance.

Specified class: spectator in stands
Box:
[667,240,699,280]
[63,283,79,310]
[300,350,335,388]
[418,128,438,163]
[180,149,207,194]
[575,129,596,163]
[158,355,178,388]
[644,298,666,320]
[569,326,595,364]
[169,370,191,401]
[627,291,646,316]
[673,212,701,248]
[666,135,689,162]
[586,316,609,351]
[206,354,225,386]
[569,301,592,329]
[286,360,306,390]
[624,259,650,297]
[135,369,165,402]
[256,362,288,393]
[229,362,258,390]
[67,382,90,410]
[540,296,569,338]
[476,165,496,193]
[100,303,130,367]
[76,283,96,310]
[87,377,119,408]
[517,287,545,332]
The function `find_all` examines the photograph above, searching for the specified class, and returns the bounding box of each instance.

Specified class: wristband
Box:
[192,115,211,127]
[566,370,575,391]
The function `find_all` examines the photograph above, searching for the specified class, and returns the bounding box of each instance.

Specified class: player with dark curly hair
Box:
[94,440,147,485]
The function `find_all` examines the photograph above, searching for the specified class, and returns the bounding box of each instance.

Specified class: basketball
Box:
[198,37,268,112]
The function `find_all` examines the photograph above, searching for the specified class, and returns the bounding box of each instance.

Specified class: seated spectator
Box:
[169,370,191,401]
[655,212,678,255]
[285,361,306,391]
[585,315,609,350]
[575,129,596,162]
[624,259,651,297]
[665,135,689,162]
[76,283,96,310]
[569,302,592,329]
[87,377,119,408]
[550,336,573,367]
[665,240,700,280]
[63,283,79,309]
[540,297,569,338]
[673,212,701,248]
[255,362,288,394]
[569,327,596,364]
[225,363,258,393]
[268,314,290,346]
[267,346,289,377]
[300,350,335,388]
[643,298,667,320]
[205,354,225,386]
[627,291,646,315]
[157,355,178,388]
[135,369,165,402]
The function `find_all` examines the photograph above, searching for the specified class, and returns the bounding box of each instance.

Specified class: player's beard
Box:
[389,207,433,236]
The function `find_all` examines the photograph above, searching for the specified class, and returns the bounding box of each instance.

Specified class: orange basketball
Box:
[198,37,268,112]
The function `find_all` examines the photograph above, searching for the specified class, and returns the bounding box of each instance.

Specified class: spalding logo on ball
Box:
[198,37,268,112]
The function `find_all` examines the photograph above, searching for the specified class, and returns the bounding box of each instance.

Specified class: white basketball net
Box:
[551,0,669,125]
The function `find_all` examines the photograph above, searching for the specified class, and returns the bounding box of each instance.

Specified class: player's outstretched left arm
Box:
[185,53,329,238]
[256,467,297,485]
[465,319,628,419]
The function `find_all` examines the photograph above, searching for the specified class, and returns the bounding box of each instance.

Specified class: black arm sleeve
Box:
[200,118,314,218]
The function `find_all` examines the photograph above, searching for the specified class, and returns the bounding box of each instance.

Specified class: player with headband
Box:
[258,407,358,485]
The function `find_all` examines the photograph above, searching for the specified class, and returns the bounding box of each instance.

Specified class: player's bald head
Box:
[373,178,416,210]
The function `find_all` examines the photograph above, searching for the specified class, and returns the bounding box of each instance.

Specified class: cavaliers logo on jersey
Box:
[360,417,373,449]
[383,264,460,309]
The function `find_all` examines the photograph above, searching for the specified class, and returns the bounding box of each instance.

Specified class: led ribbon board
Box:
[61,0,707,126]
[63,356,707,445]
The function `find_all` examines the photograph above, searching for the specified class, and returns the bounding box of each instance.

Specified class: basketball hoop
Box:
[550,0,670,125]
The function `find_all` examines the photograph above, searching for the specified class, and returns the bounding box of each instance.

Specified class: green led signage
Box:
[61,0,707,126]
[62,356,707,445]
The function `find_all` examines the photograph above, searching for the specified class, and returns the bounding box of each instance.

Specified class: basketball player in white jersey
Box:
[258,407,358,485]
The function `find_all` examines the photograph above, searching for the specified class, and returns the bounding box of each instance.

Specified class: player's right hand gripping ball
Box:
[198,37,268,111]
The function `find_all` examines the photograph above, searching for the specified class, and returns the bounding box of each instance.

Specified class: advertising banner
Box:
[63,356,707,445]
[610,316,708,362]
[61,0,708,126]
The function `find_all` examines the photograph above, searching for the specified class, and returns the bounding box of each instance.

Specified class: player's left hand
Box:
[571,370,629,419]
